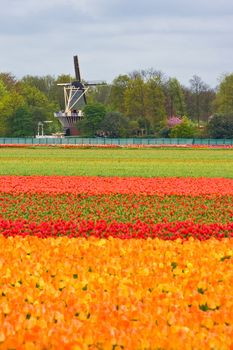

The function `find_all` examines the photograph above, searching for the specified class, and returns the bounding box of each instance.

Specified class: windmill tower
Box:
[54,55,103,136]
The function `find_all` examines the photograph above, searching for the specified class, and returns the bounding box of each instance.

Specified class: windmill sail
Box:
[73,55,81,82]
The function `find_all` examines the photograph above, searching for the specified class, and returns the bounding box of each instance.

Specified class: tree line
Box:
[0,70,232,138]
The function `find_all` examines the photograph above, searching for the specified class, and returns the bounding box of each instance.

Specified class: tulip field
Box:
[0,147,233,349]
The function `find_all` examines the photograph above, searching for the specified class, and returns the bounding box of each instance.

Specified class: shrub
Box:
[170,117,197,138]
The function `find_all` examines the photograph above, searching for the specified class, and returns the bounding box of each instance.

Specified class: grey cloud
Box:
[0,0,232,88]
[0,2,93,36]
[92,0,233,18]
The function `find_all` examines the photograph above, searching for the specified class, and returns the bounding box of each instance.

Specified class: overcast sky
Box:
[0,0,232,88]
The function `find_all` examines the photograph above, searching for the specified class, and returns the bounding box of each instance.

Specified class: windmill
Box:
[54,55,104,136]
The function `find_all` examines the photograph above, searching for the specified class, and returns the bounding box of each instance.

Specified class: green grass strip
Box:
[1,147,233,177]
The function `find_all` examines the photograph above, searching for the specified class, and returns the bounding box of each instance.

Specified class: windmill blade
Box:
[86,80,106,86]
[73,55,81,82]
[57,83,72,86]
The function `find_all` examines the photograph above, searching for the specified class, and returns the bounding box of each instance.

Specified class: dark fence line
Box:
[0,137,233,146]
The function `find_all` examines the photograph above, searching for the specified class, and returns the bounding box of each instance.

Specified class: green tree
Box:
[0,91,25,136]
[0,73,17,90]
[128,120,140,136]
[144,78,166,132]
[189,75,212,126]
[79,103,106,136]
[100,111,129,137]
[0,95,10,136]
[0,79,7,97]
[166,78,186,117]
[124,75,147,127]
[214,74,233,114]
[207,114,233,138]
[0,76,21,136]
[109,75,130,114]
[123,70,167,134]
[21,75,58,102]
[19,83,59,136]
[7,106,33,137]
[184,86,215,123]
[87,84,111,105]
[139,68,165,85]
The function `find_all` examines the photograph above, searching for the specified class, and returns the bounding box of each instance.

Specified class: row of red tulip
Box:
[1,176,233,195]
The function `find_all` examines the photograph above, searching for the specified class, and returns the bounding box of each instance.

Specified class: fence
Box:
[0,137,233,146]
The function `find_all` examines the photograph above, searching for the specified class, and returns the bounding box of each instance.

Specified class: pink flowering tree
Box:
[167,116,183,128]
[159,115,197,138]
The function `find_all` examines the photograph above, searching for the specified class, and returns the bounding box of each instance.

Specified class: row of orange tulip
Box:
[0,236,233,349]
